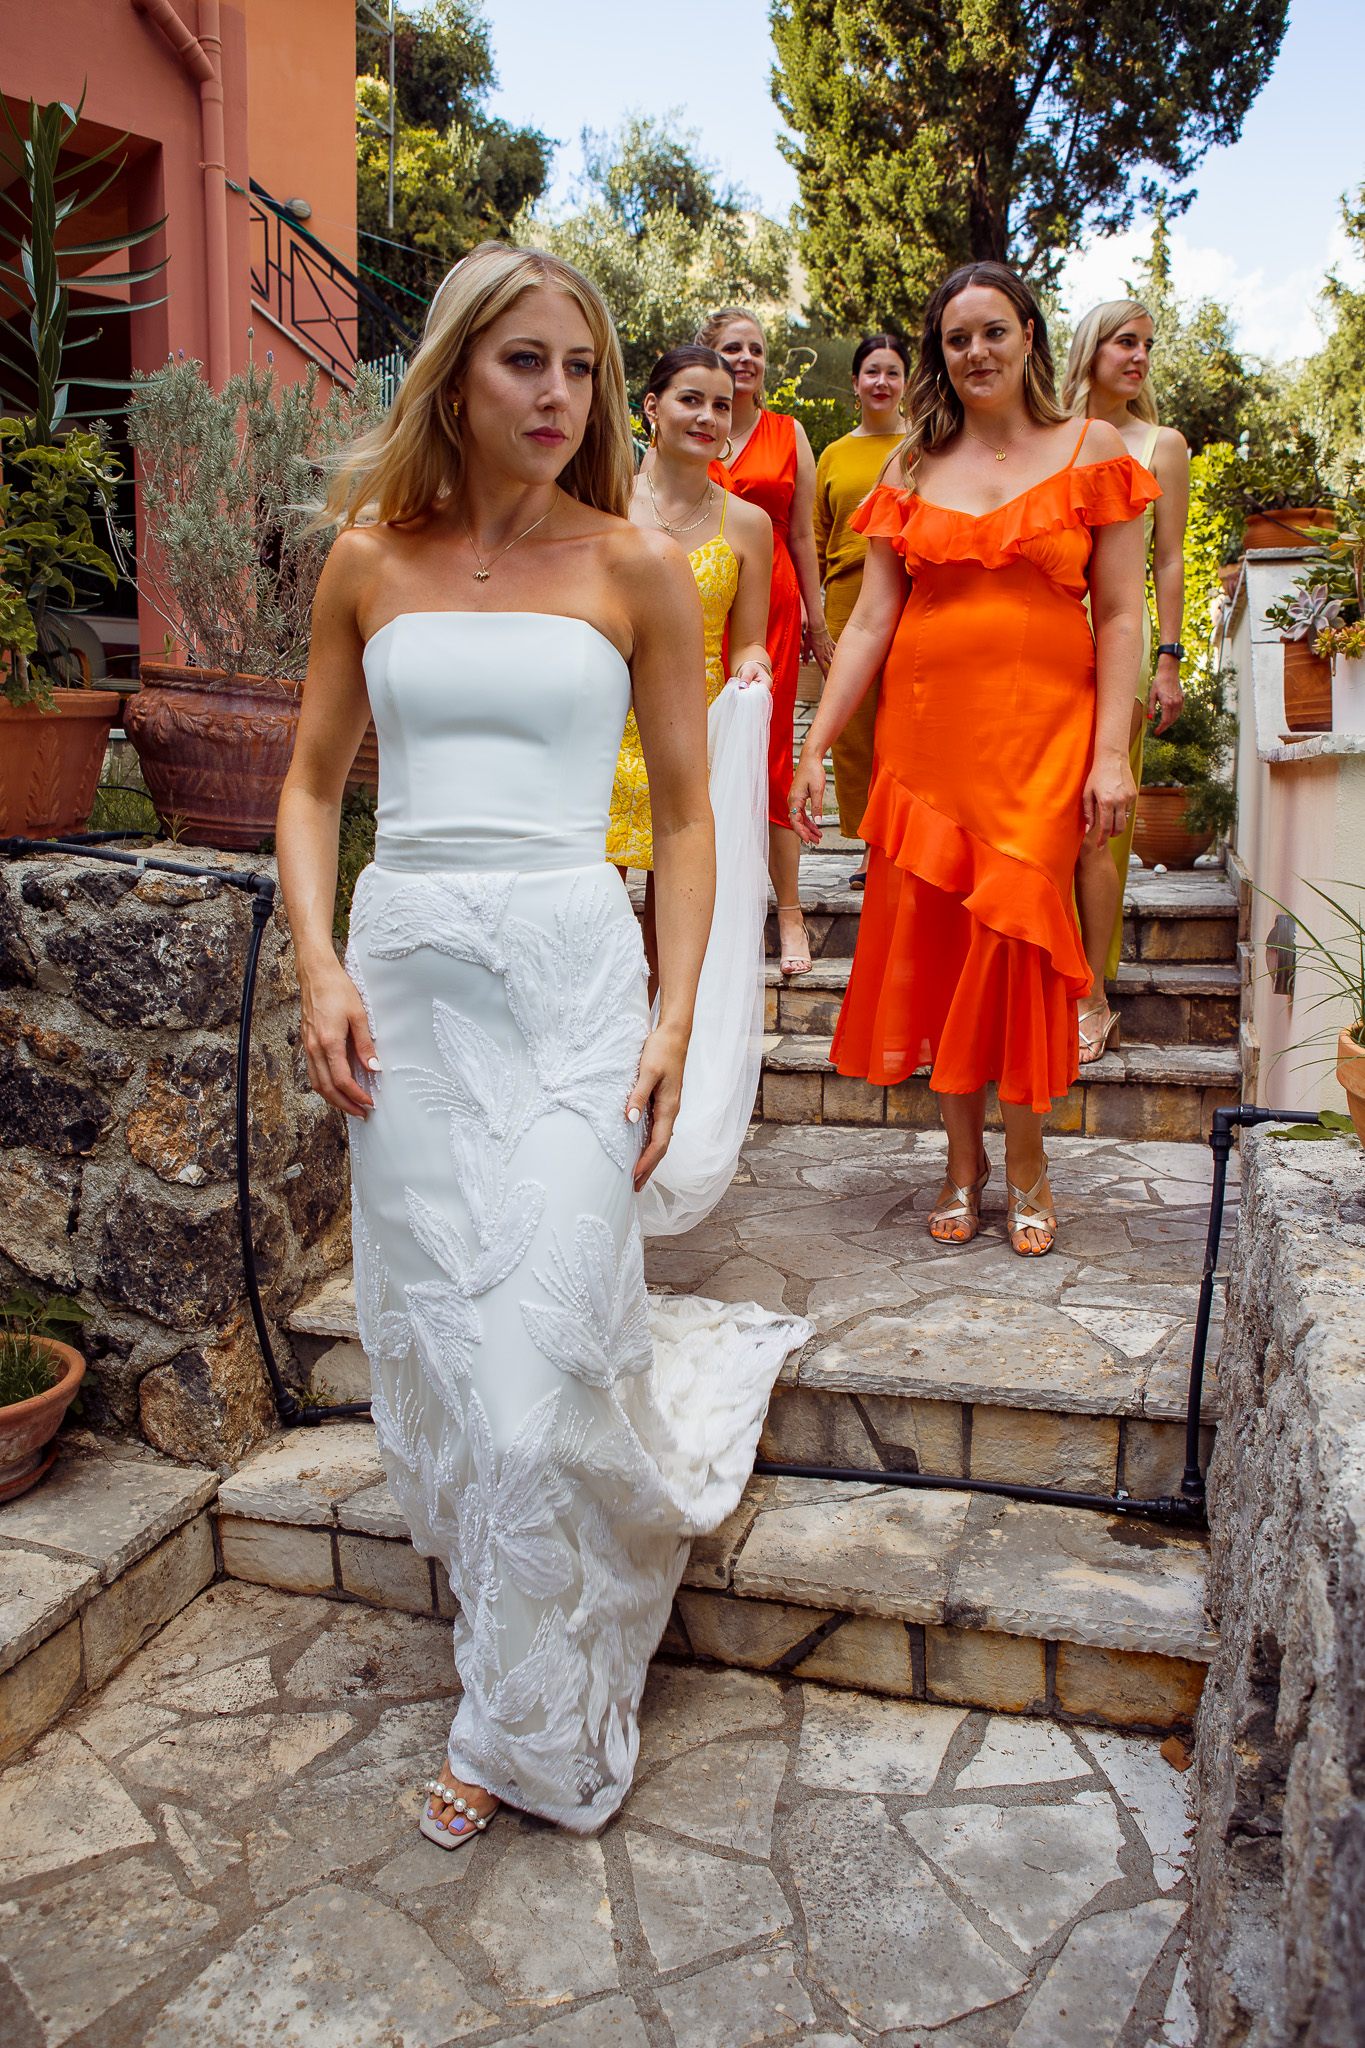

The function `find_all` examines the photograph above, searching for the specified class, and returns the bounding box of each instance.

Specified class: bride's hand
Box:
[1082,745,1138,845]
[627,1023,687,1191]
[301,959,379,1117]
[735,659,772,691]
[786,750,825,846]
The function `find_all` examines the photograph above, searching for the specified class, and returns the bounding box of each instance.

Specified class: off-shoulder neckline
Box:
[885,451,1142,523]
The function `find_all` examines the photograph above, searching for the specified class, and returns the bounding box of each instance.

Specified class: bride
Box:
[276,243,810,1843]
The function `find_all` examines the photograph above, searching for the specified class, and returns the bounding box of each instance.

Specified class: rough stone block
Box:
[885,1077,939,1128]
[0,1617,82,1763]
[1191,996,1239,1044]
[80,1511,215,1691]
[682,1479,770,1590]
[126,1046,238,1185]
[1118,995,1190,1044]
[795,1612,916,1696]
[0,1154,80,1285]
[1046,1084,1086,1134]
[0,1546,99,1674]
[925,1623,1047,1711]
[46,906,249,1030]
[1084,1083,1202,1142]
[97,1185,241,1326]
[309,1338,373,1405]
[218,1515,336,1595]
[139,1317,278,1471]
[761,1069,823,1124]
[860,1393,964,1475]
[1055,1640,1205,1729]
[216,1422,383,1525]
[757,1386,877,1469]
[287,1268,359,1341]
[948,1498,1215,1660]
[1139,915,1237,963]
[336,1478,407,1540]
[433,1567,458,1620]
[284,1109,349,1243]
[969,1405,1119,1492]
[763,986,777,1032]
[674,1587,837,1669]
[0,1048,113,1156]
[1200,1087,1241,1138]
[0,1439,217,1581]
[824,912,862,954]
[336,1532,433,1614]
[821,1073,885,1125]
[780,988,845,1037]
[1125,1419,1214,1499]
[733,1479,970,1623]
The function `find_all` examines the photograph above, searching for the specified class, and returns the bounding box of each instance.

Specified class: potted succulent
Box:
[1308,495,1365,733]
[1264,582,1340,734]
[125,357,378,850]
[1,423,124,834]
[1207,431,1335,554]
[0,1288,90,1503]
[1134,666,1238,868]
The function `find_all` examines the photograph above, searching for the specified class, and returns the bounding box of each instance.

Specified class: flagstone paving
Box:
[0,1584,1197,2047]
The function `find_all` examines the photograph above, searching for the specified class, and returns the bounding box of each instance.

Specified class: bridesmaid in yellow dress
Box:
[609,345,773,984]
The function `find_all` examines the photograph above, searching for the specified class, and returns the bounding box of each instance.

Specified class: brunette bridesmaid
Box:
[787,263,1154,1258]
[814,333,910,886]
[695,307,832,975]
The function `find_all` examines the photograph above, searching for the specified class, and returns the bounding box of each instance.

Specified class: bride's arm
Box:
[624,530,716,1191]
[276,533,379,1118]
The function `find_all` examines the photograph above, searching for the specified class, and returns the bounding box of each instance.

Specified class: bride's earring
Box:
[450,396,462,422]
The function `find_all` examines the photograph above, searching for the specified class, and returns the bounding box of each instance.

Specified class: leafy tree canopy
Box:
[523,115,795,398]
[1125,213,1254,454]
[1291,183,1365,463]
[772,0,1289,333]
[356,2,551,328]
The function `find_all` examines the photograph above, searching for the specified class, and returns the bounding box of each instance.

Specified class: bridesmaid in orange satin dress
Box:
[787,263,1153,1257]
[697,309,833,976]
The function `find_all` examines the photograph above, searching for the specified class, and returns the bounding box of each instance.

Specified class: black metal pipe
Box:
[751,1457,1205,1523]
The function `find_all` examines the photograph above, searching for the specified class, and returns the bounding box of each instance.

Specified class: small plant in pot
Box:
[124,357,379,851]
[1206,430,1335,553]
[1307,492,1365,733]
[1135,666,1238,869]
[0,1288,91,1503]
[1259,881,1365,1145]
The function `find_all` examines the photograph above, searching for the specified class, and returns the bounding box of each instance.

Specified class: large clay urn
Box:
[1131,786,1215,870]
[1339,1027,1365,1145]
[0,1340,85,1504]
[1242,508,1334,551]
[0,688,121,838]
[125,664,301,851]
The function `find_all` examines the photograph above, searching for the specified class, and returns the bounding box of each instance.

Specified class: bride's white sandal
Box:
[420,1767,499,1850]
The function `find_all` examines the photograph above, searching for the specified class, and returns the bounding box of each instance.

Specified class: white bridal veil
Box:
[636,678,772,1237]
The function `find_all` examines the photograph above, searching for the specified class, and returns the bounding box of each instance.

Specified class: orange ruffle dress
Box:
[711,409,802,828]
[831,454,1161,1113]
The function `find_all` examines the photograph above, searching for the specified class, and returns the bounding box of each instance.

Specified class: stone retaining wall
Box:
[1192,1129,1365,2044]
[0,851,349,1468]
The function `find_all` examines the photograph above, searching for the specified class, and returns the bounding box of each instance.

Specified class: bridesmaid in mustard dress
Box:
[609,346,774,984]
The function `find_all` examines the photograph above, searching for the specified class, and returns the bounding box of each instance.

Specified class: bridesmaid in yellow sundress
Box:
[609,345,773,984]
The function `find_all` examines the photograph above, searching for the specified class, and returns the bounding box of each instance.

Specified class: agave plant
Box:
[0,91,168,445]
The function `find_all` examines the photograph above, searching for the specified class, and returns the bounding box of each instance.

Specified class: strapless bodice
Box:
[362,611,631,871]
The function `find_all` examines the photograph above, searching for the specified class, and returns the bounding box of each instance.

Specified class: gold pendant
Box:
[995,450,1006,461]
[473,568,490,581]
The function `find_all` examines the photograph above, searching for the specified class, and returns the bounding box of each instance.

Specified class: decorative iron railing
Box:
[248,181,416,385]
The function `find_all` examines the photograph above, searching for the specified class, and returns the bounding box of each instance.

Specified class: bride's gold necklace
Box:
[460,494,556,581]
[646,470,715,537]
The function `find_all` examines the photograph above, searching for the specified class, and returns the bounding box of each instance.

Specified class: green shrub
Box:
[334,786,377,944]
[0,1333,59,1408]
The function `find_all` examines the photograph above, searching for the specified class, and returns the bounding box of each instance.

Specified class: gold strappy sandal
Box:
[928,1156,991,1244]
[1006,1156,1056,1258]
[1078,1002,1120,1065]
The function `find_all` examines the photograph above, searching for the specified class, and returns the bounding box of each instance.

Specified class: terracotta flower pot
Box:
[0,688,121,838]
[1132,786,1215,871]
[1338,1027,1365,1145]
[125,664,301,851]
[1281,638,1333,734]
[1243,508,1334,551]
[0,1339,85,1504]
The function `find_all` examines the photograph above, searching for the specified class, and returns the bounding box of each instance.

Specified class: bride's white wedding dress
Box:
[345,610,810,1831]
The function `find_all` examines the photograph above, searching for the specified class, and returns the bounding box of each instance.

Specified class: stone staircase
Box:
[757,832,1243,1141]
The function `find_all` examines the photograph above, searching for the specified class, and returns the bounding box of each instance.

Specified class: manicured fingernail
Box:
[627,1105,642,1124]
[366,1058,382,1072]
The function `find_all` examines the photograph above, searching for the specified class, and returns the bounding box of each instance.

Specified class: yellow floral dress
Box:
[606,525,739,870]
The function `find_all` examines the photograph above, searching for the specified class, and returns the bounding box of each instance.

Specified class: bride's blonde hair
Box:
[1061,300,1160,425]
[320,242,634,529]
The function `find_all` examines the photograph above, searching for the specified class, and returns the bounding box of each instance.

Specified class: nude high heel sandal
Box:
[1078,1003,1120,1064]
[777,904,812,976]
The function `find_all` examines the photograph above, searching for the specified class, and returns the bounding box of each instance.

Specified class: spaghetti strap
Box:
[718,489,727,538]
[1139,422,1161,468]
[1063,418,1092,470]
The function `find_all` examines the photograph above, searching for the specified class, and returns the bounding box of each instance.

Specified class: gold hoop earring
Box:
[719,436,734,463]
[1022,354,1033,390]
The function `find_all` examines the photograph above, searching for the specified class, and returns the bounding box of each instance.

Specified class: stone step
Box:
[763,858,1240,971]
[766,957,1240,1047]
[211,1428,1213,1734]
[760,1035,1241,1143]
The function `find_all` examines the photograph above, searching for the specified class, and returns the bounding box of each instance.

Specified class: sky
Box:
[473,0,1365,362]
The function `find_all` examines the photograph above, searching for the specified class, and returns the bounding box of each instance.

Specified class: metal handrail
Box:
[248,181,416,383]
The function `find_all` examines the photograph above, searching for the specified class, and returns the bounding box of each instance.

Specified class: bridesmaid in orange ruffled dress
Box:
[786,263,1156,1259]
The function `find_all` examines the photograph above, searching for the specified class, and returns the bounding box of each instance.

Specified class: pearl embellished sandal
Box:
[419,1773,499,1850]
